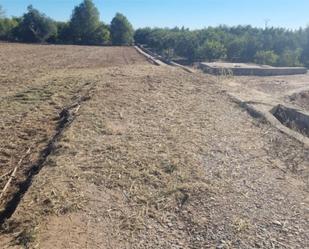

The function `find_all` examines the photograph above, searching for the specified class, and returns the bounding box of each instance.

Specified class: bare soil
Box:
[221,73,309,112]
[0,43,145,98]
[0,43,147,224]
[0,44,308,249]
[289,90,309,110]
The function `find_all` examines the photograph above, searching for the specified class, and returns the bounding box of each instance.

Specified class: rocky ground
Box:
[0,43,308,248]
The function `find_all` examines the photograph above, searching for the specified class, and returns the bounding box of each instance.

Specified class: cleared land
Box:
[0,43,147,224]
[0,44,308,248]
[218,73,309,142]
[219,73,309,111]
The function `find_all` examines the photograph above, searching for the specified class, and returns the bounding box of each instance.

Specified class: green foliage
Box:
[69,0,104,44]
[135,26,309,67]
[174,31,198,62]
[91,23,111,45]
[226,38,246,62]
[16,5,57,43]
[254,50,279,65]
[0,18,19,40]
[55,21,71,43]
[278,49,302,67]
[134,27,152,44]
[0,1,113,45]
[301,27,309,67]
[0,1,309,68]
[197,40,227,61]
[111,13,134,45]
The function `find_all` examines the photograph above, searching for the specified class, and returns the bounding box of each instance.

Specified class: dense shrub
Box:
[197,40,227,61]
[254,50,279,66]
[15,5,57,43]
[0,18,19,40]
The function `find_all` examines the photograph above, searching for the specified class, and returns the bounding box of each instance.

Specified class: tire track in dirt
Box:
[4,64,306,249]
[0,45,148,223]
[0,85,94,224]
[122,47,130,65]
[0,77,96,225]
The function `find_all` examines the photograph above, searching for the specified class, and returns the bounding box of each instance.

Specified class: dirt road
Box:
[0,44,308,248]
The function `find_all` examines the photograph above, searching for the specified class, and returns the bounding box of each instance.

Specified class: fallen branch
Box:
[0,170,13,180]
[0,147,31,200]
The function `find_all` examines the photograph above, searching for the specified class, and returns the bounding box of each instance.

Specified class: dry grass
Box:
[0,44,308,249]
[0,44,146,224]
[289,90,309,110]
[7,64,307,249]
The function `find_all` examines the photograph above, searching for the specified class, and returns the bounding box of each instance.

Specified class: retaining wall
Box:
[271,105,309,137]
[199,63,307,76]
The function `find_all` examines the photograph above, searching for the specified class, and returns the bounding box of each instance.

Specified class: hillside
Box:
[0,44,308,248]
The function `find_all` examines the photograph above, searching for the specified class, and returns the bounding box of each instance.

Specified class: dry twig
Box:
[0,147,32,200]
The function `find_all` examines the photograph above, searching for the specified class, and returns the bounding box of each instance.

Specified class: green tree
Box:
[91,23,111,45]
[16,5,57,43]
[55,21,72,43]
[0,18,19,40]
[134,27,152,45]
[133,26,309,65]
[254,50,279,65]
[175,31,198,62]
[278,49,302,67]
[197,40,227,61]
[110,13,134,45]
[226,38,246,62]
[301,27,309,67]
[69,0,107,44]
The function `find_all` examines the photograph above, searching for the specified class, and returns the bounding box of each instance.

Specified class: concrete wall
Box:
[271,105,309,137]
[199,63,308,76]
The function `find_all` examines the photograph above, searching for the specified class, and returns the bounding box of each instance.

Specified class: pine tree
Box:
[110,13,134,45]
[69,0,100,44]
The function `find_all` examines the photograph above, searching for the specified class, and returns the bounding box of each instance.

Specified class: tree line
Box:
[0,0,134,45]
[1,1,309,68]
[134,26,309,67]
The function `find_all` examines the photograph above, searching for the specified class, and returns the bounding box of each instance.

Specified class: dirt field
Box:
[0,43,308,248]
[220,73,309,111]
[0,43,147,224]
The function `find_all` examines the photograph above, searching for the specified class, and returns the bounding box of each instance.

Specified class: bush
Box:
[0,18,19,40]
[197,40,227,61]
[278,49,302,67]
[16,5,57,43]
[254,50,279,66]
[134,27,152,45]
[90,23,111,45]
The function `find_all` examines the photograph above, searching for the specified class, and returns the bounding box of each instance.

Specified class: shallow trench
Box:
[0,95,90,224]
[271,104,309,137]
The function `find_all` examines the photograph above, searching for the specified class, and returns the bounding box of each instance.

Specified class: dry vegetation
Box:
[221,73,309,112]
[289,90,309,110]
[0,43,146,222]
[0,43,308,248]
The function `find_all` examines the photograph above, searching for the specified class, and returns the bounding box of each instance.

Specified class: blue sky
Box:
[1,0,309,30]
